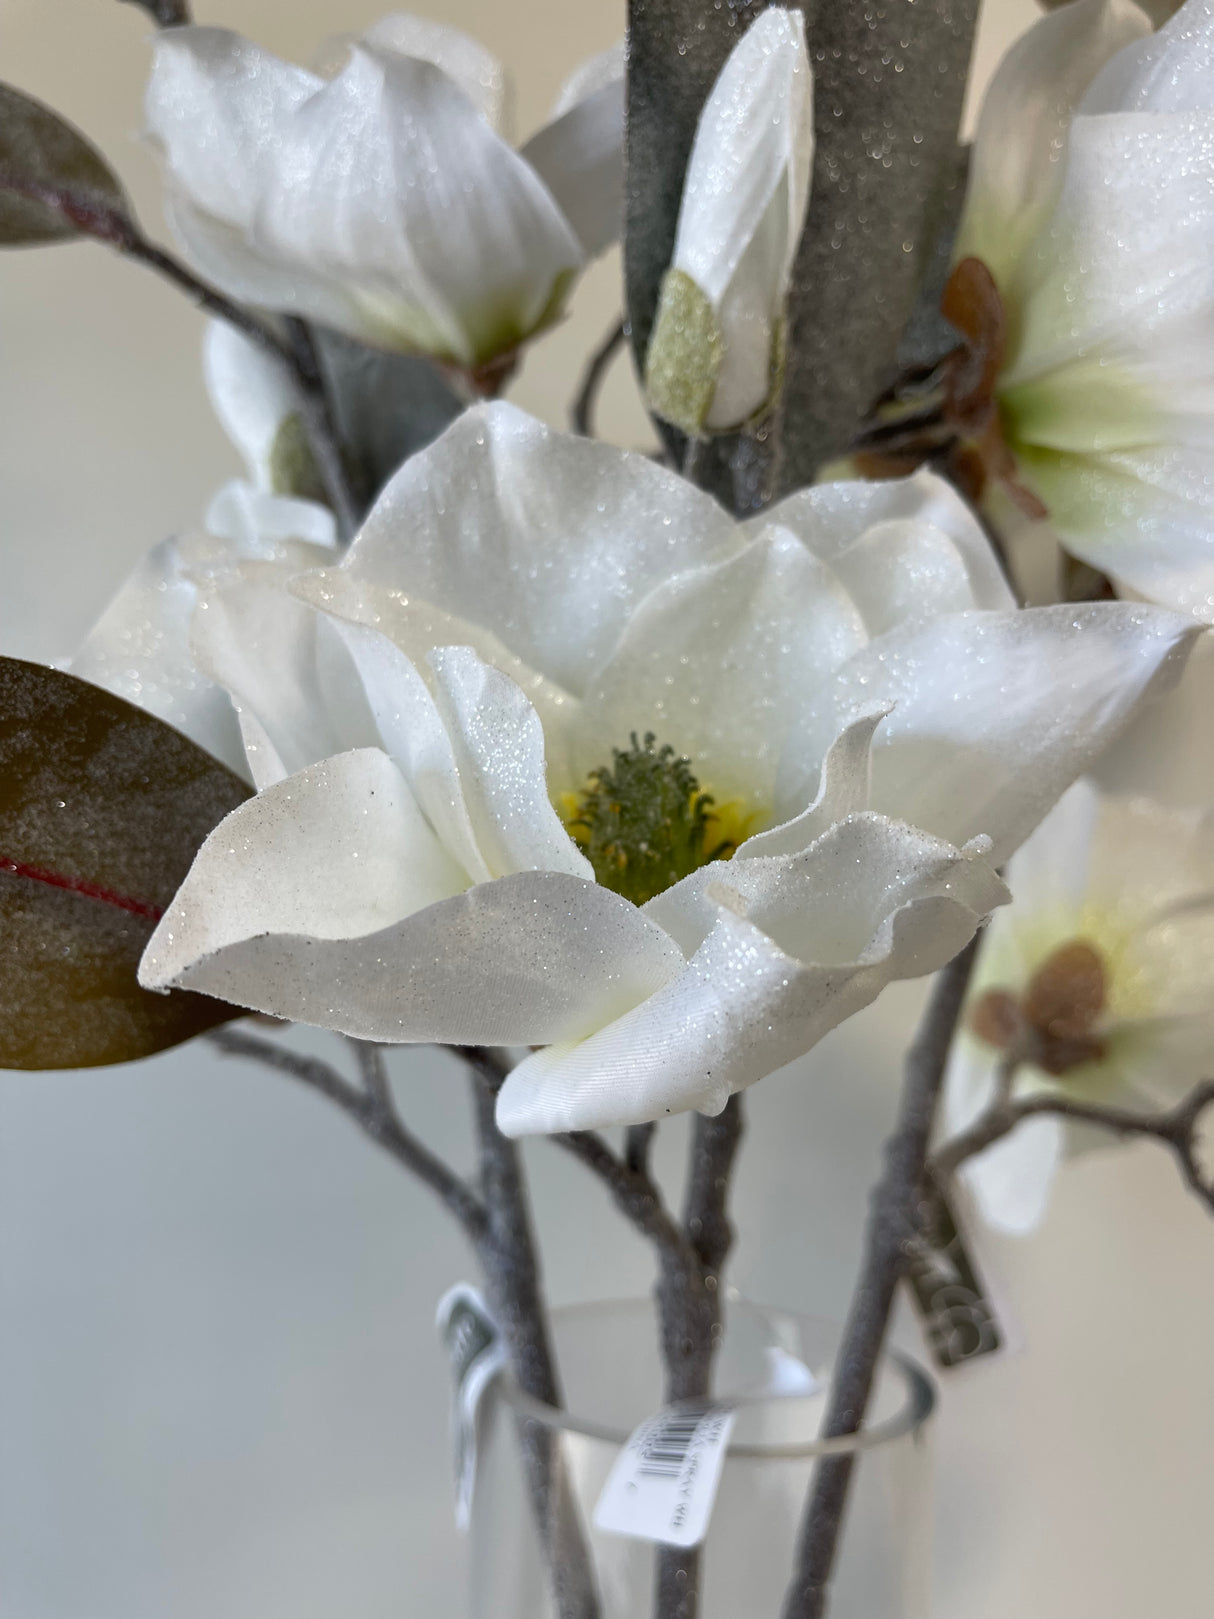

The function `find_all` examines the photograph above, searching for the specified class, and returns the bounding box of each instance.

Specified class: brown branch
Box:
[207,1028,488,1238]
[781,937,981,1619]
[571,318,626,437]
[933,1075,1214,1217]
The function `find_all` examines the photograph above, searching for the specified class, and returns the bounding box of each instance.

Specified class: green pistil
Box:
[570,733,732,907]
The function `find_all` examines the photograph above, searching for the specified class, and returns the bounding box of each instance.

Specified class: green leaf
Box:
[0,658,252,1069]
[0,81,133,247]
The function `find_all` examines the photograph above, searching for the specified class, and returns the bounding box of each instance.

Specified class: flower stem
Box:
[780,937,981,1619]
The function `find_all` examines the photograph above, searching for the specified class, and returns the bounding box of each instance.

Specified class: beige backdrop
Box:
[1,1,1211,1615]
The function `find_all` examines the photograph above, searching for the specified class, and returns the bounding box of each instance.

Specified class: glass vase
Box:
[469,1296,935,1619]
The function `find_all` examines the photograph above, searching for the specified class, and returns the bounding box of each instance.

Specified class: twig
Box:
[571,318,626,437]
[625,1121,657,1177]
[121,227,361,537]
[781,937,981,1619]
[654,1096,746,1619]
[933,1076,1214,1216]
[465,1063,601,1619]
[206,1028,487,1238]
[553,1129,690,1260]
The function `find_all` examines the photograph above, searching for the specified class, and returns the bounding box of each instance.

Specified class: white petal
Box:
[753,470,1015,612]
[1080,0,1214,113]
[427,647,591,881]
[253,46,583,363]
[575,527,866,815]
[202,320,297,491]
[204,481,337,554]
[672,8,812,309]
[781,604,1200,860]
[960,1112,1065,1236]
[548,42,625,120]
[340,402,739,696]
[955,0,1150,287]
[702,171,794,429]
[142,749,466,972]
[145,27,319,233]
[738,706,889,860]
[71,536,247,776]
[360,13,509,130]
[519,74,624,257]
[142,758,682,1042]
[1002,778,1100,918]
[498,816,1007,1133]
[192,562,379,787]
[324,620,492,884]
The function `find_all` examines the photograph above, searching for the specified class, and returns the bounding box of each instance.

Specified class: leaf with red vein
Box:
[0,657,252,1069]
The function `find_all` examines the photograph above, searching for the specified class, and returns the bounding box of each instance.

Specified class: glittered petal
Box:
[145,27,319,232]
[753,470,1014,611]
[520,75,624,257]
[192,562,379,788]
[671,8,812,308]
[740,706,888,860]
[1080,0,1214,114]
[141,749,466,979]
[340,402,738,695]
[325,620,492,884]
[71,536,247,777]
[360,13,508,130]
[782,604,1199,860]
[576,527,866,815]
[498,818,1006,1133]
[202,320,297,491]
[253,46,583,362]
[955,0,1150,287]
[427,646,591,881]
[143,766,683,1041]
[1000,778,1100,918]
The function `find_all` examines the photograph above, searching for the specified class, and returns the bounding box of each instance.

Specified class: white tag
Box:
[593,1400,737,1549]
[435,1283,508,1529]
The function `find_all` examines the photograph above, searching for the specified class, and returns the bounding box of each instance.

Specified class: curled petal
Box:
[497,814,1007,1134]
[141,752,683,1042]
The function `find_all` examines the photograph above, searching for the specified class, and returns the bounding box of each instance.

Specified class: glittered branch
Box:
[781,937,981,1619]
[207,1028,487,1238]
[119,0,191,25]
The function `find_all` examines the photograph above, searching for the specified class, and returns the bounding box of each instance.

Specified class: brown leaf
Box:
[0,658,252,1068]
[0,82,133,247]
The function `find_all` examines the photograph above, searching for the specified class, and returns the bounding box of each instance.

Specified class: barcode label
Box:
[594,1400,736,1548]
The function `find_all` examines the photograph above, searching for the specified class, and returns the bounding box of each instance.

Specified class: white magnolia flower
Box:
[145,17,623,371]
[71,481,338,780]
[645,8,813,435]
[87,405,1196,1135]
[944,779,1214,1234]
[955,0,1214,620]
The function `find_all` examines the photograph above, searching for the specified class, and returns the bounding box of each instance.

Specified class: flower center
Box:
[969,937,1108,1076]
[563,732,744,907]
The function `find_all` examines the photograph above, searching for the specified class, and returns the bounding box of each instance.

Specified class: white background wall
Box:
[1,1,1212,1615]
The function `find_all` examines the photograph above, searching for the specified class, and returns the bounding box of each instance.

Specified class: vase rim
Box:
[494,1295,936,1461]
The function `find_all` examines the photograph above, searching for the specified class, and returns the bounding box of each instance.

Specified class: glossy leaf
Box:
[0,658,251,1069]
[0,82,133,247]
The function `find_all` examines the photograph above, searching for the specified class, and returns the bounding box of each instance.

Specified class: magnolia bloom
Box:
[145,18,623,370]
[645,8,812,435]
[73,405,1192,1133]
[955,0,1214,620]
[944,780,1214,1233]
[71,480,337,780]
